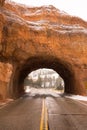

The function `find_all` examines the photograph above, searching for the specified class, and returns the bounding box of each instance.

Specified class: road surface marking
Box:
[75,100,87,107]
[66,97,87,107]
[40,98,48,130]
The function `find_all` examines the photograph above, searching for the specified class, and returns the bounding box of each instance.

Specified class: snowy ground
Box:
[0,87,87,108]
[25,87,62,98]
[66,94,87,101]
[25,87,87,101]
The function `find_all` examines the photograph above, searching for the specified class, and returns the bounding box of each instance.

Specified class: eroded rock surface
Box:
[0,62,13,100]
[0,0,87,100]
[0,0,5,6]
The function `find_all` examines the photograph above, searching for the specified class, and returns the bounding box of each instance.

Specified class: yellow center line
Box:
[40,98,48,130]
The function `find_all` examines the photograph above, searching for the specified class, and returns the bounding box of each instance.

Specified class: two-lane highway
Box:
[0,88,87,130]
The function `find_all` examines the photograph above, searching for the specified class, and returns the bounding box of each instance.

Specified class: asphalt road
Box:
[0,88,87,130]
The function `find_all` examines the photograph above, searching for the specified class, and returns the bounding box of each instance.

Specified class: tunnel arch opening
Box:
[11,55,81,98]
[24,68,65,93]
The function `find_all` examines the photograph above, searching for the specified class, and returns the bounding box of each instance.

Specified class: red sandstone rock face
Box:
[0,62,13,100]
[0,0,87,99]
[0,0,5,6]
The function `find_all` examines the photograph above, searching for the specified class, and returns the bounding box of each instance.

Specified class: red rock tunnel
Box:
[10,56,86,98]
[0,0,87,100]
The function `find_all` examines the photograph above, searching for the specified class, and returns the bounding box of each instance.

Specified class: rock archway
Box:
[0,1,87,100]
[12,56,86,98]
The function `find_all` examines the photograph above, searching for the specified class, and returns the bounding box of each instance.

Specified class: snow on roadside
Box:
[66,95,87,101]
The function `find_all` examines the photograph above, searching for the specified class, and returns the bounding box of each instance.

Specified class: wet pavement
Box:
[0,88,87,130]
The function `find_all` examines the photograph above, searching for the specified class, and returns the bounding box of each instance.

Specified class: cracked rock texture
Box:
[0,0,87,100]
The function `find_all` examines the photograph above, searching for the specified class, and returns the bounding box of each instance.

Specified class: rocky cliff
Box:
[0,0,87,100]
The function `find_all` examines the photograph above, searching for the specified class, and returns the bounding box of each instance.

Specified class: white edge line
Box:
[66,96,87,107]
[75,100,87,106]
